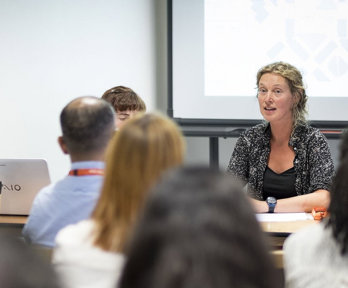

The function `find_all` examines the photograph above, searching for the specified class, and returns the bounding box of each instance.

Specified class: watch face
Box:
[267,197,277,205]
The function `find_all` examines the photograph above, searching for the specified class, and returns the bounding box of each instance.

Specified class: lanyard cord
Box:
[68,169,104,176]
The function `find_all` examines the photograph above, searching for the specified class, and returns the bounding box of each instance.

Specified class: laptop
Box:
[0,159,51,215]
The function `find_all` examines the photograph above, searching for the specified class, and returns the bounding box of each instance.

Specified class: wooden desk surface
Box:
[261,219,318,234]
[0,215,28,225]
[0,215,318,231]
[261,217,319,268]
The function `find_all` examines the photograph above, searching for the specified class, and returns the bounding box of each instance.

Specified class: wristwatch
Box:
[266,196,277,213]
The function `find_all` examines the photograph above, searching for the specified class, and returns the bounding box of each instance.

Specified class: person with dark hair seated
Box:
[23,96,116,247]
[284,130,348,288]
[119,166,283,288]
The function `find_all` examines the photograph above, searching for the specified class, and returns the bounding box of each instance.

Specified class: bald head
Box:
[60,96,115,158]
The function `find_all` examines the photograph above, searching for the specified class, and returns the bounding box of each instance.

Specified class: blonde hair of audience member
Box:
[101,86,146,129]
[91,112,185,252]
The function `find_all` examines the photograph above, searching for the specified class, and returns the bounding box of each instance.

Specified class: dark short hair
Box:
[119,166,281,288]
[101,86,146,112]
[60,96,115,154]
[327,129,348,254]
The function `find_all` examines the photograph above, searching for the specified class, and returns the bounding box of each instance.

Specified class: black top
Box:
[262,166,297,200]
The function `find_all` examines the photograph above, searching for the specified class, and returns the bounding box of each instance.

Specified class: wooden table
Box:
[261,219,318,249]
[0,215,28,224]
[0,215,28,237]
[259,216,319,269]
[261,219,317,234]
[0,215,53,262]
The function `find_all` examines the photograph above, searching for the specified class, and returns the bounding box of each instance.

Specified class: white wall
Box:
[0,0,157,182]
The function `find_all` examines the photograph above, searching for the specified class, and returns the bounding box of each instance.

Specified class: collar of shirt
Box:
[70,161,105,171]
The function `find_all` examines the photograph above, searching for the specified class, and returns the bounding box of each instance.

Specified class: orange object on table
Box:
[312,207,328,220]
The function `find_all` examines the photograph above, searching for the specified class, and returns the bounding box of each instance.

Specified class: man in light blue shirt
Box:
[22,96,115,247]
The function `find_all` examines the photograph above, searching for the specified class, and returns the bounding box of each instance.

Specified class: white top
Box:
[52,219,125,288]
[283,222,348,288]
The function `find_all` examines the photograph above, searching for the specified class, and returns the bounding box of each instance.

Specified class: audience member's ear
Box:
[58,136,69,154]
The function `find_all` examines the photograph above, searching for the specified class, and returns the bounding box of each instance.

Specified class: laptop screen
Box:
[0,159,51,215]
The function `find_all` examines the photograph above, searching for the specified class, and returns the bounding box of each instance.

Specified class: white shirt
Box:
[284,222,348,288]
[52,219,125,288]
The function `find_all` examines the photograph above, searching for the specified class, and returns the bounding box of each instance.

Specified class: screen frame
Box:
[167,0,348,130]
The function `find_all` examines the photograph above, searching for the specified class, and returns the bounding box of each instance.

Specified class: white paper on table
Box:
[255,213,314,222]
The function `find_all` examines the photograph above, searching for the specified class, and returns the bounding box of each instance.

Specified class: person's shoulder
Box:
[283,223,345,288]
[55,219,95,246]
[295,123,324,138]
[34,182,55,198]
[284,222,325,253]
[242,122,268,138]
[27,183,57,216]
[34,177,75,203]
[47,174,102,198]
[53,219,125,268]
[293,123,329,147]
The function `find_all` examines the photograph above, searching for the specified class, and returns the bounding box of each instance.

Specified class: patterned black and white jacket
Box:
[227,122,335,200]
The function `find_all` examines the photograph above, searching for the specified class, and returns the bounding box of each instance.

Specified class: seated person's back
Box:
[283,130,348,288]
[22,96,115,247]
[52,112,186,288]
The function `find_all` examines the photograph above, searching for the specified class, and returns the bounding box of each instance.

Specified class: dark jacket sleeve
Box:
[307,130,335,193]
[227,133,250,183]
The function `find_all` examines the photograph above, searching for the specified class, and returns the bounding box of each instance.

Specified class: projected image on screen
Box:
[205,0,348,98]
[171,0,348,121]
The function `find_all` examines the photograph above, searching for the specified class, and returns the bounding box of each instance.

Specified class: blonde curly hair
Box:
[256,61,308,127]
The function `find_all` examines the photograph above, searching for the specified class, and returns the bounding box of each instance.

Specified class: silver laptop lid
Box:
[0,159,51,215]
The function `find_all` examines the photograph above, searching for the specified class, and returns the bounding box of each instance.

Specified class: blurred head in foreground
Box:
[119,166,282,288]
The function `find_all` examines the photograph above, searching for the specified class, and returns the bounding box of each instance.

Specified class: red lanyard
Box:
[68,169,104,176]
